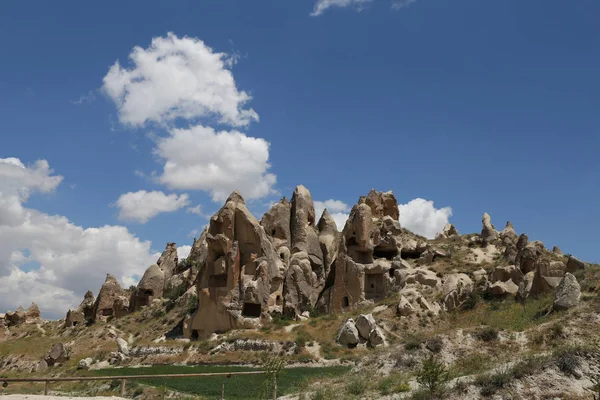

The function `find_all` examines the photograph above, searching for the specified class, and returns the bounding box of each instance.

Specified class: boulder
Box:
[368,327,387,347]
[336,319,360,348]
[36,359,48,372]
[488,279,519,297]
[116,337,129,356]
[397,295,415,316]
[516,241,544,274]
[5,307,26,327]
[442,273,473,311]
[552,246,563,256]
[530,260,567,296]
[553,273,581,311]
[77,358,93,370]
[44,342,68,366]
[490,265,524,285]
[355,314,377,340]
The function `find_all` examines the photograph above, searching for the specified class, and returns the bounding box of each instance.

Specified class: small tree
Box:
[416,354,450,399]
[260,354,286,399]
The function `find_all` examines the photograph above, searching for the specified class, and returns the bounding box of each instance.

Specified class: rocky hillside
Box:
[1,186,599,399]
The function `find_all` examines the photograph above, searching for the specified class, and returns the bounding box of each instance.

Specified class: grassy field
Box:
[90,365,350,399]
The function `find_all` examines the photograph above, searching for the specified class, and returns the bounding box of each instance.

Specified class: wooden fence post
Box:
[120,379,126,396]
[272,375,277,400]
[44,380,49,395]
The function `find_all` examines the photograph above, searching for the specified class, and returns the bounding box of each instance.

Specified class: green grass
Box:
[89,365,350,399]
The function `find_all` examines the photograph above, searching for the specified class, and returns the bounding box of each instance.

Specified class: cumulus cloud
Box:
[399,198,452,239]
[115,190,190,223]
[314,199,350,231]
[177,245,192,261]
[0,158,158,318]
[102,32,258,128]
[311,0,373,16]
[154,125,276,202]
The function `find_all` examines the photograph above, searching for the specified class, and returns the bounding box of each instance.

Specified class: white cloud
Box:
[314,199,350,231]
[399,198,452,239]
[102,32,258,128]
[177,245,191,261]
[71,90,96,105]
[312,0,373,16]
[154,125,276,202]
[187,204,204,216]
[115,190,190,223]
[0,158,158,319]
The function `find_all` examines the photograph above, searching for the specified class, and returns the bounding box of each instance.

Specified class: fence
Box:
[1,370,277,399]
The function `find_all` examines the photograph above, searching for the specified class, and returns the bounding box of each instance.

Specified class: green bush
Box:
[474,366,512,397]
[474,326,499,342]
[404,334,423,351]
[416,355,450,398]
[425,336,444,353]
[186,294,198,314]
[554,347,582,377]
[378,372,410,395]
[346,375,368,396]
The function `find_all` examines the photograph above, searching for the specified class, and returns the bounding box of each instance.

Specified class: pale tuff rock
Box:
[442,273,473,311]
[355,314,377,340]
[516,241,545,274]
[480,212,498,243]
[490,265,524,286]
[397,295,415,316]
[500,221,518,243]
[337,314,387,348]
[361,189,399,220]
[64,290,95,327]
[553,273,581,311]
[44,342,68,367]
[336,318,360,348]
[488,280,519,297]
[436,223,459,239]
[5,307,26,327]
[186,228,208,272]
[155,242,178,283]
[530,260,567,296]
[553,245,563,256]
[317,209,340,278]
[116,337,129,356]
[113,295,130,319]
[77,358,93,369]
[185,191,285,339]
[93,274,124,321]
[132,264,165,311]
[25,303,41,321]
[284,186,326,317]
[260,197,291,252]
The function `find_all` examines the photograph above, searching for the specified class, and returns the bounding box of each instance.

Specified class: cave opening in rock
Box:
[342,296,350,308]
[191,330,199,340]
[276,295,282,306]
[373,246,398,260]
[401,249,422,259]
[242,302,262,318]
[365,273,385,301]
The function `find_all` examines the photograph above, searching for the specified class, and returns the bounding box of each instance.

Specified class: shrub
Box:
[474,366,511,397]
[404,334,423,351]
[554,347,582,377]
[416,355,450,398]
[510,356,546,379]
[426,336,444,353]
[474,326,499,342]
[378,372,411,395]
[186,294,198,314]
[311,387,337,400]
[346,375,369,396]
[133,387,144,397]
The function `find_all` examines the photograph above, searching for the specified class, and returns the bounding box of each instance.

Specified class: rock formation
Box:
[553,273,581,311]
[25,303,41,321]
[64,290,95,327]
[184,191,285,339]
[93,274,124,321]
[5,307,26,327]
[131,264,165,311]
[436,223,459,239]
[480,212,498,244]
[156,242,179,282]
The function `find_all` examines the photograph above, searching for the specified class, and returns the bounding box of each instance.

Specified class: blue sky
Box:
[1,0,599,317]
